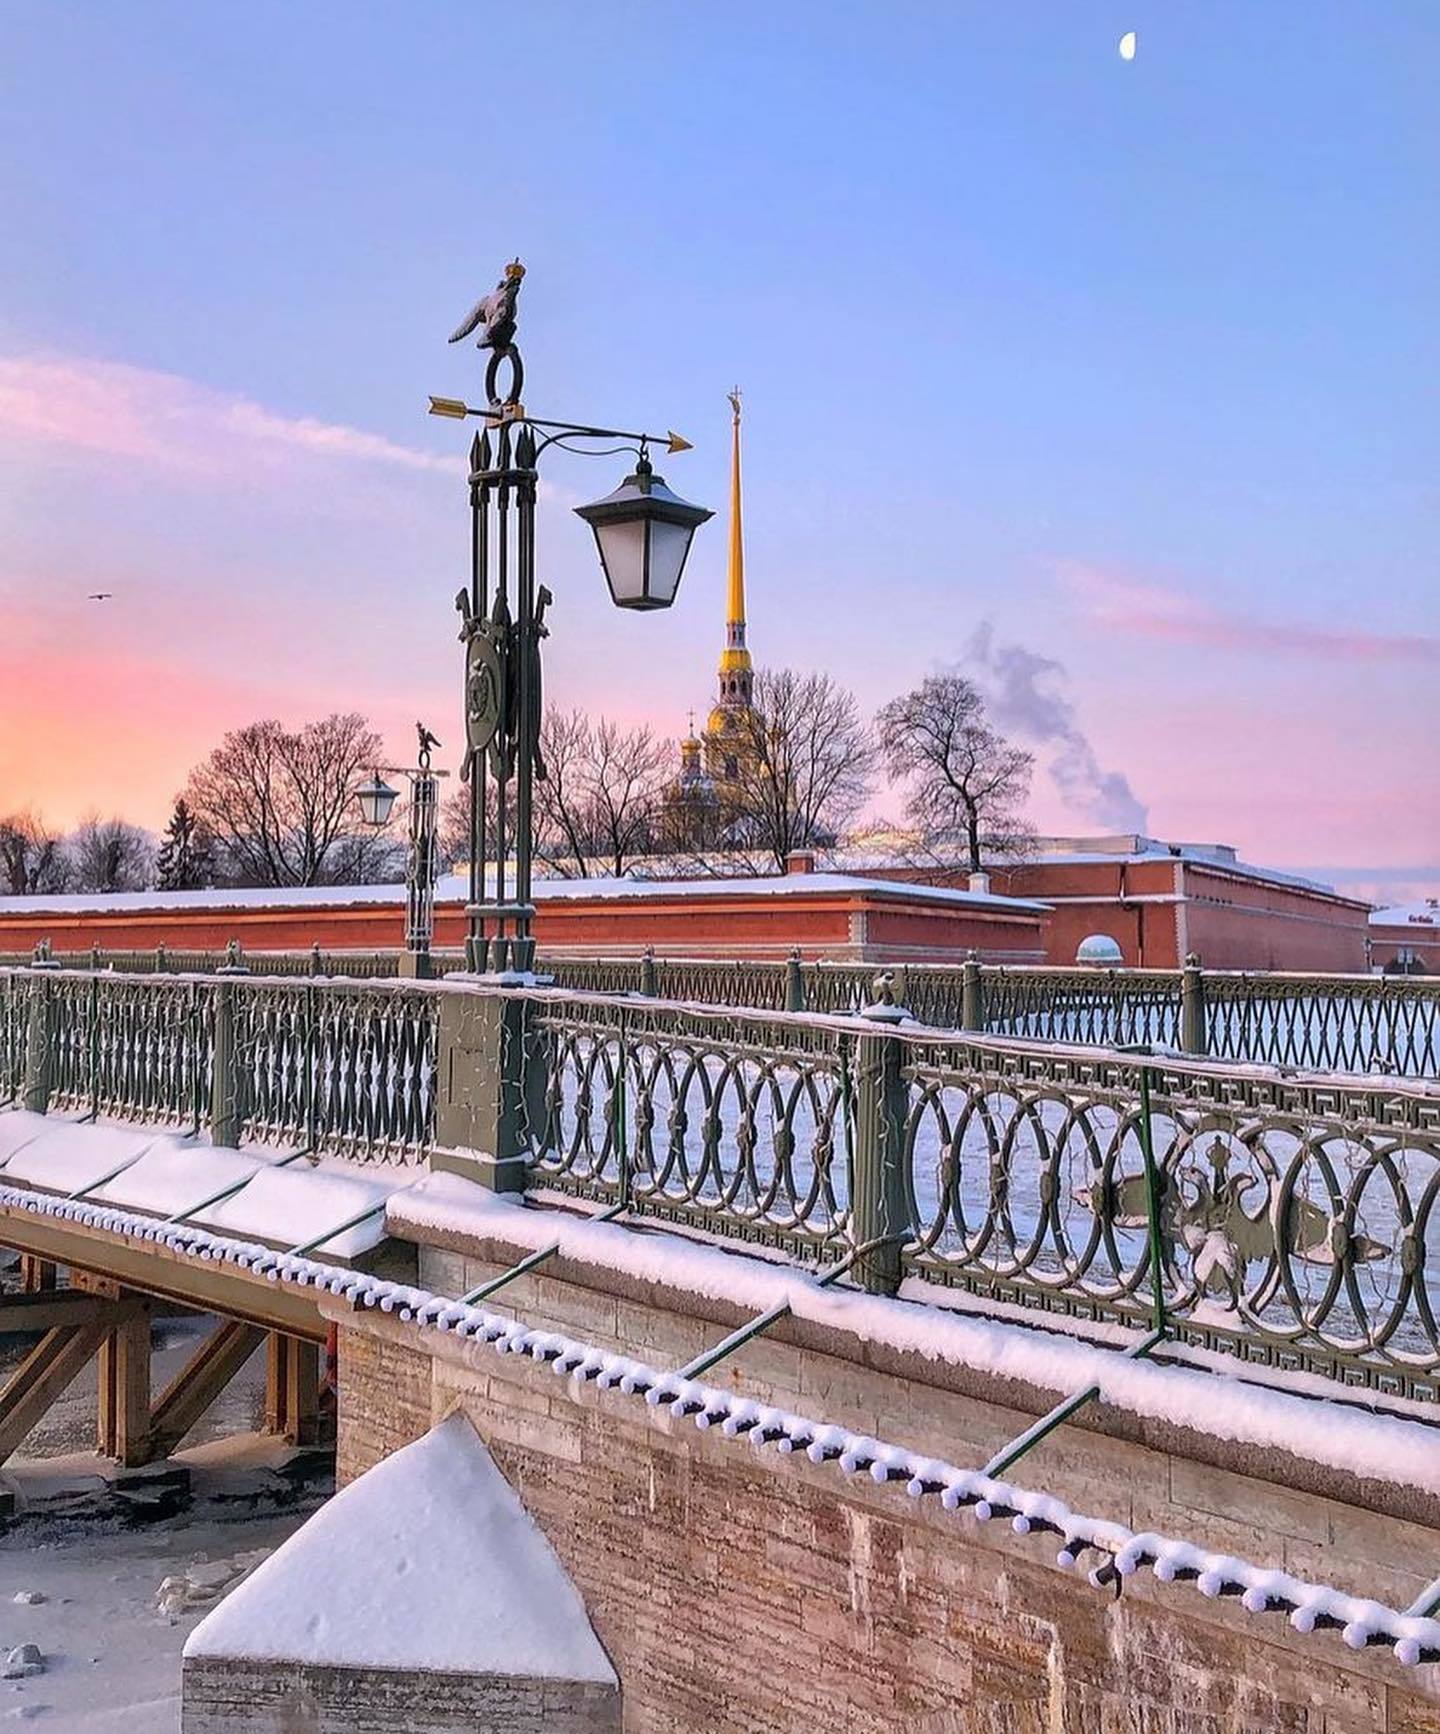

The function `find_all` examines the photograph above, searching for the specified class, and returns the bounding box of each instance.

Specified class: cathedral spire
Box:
[718,388,752,701]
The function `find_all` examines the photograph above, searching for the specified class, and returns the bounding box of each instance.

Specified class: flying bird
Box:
[87,592,113,601]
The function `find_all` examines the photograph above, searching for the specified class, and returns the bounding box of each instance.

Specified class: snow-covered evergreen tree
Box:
[154,798,216,891]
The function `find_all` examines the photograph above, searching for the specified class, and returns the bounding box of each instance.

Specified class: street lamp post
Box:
[356,723,450,977]
[432,261,712,975]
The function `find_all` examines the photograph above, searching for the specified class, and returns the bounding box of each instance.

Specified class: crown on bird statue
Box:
[504,258,526,282]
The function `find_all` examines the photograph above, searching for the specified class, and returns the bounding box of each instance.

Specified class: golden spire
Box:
[719,387,751,679]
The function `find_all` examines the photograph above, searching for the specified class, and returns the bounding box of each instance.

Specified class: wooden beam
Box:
[286,1335,321,1447]
[148,1319,264,1460]
[18,1256,56,1293]
[265,1333,322,1446]
[0,1321,110,1466]
[264,1332,287,1436]
[0,1289,141,1335]
[97,1306,151,1467]
[0,1206,327,1341]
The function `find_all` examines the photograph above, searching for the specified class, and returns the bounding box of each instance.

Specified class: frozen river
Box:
[0,1509,309,1730]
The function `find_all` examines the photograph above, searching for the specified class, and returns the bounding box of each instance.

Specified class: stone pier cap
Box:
[182,1411,619,1731]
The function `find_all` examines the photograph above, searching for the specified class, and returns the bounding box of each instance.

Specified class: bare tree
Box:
[724,669,876,872]
[533,709,599,878]
[439,785,470,873]
[586,719,673,877]
[67,815,155,893]
[532,709,671,879]
[0,811,70,895]
[876,674,1034,872]
[183,713,387,887]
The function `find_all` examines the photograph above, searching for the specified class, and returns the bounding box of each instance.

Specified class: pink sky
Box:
[1,350,1435,898]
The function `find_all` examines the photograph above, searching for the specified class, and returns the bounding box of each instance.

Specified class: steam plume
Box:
[967,623,1149,833]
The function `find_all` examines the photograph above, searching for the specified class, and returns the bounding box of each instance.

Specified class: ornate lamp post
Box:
[431,261,711,975]
[356,723,449,977]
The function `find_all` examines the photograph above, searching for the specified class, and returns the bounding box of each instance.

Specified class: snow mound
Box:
[0,1111,51,1169]
[2,1119,168,1194]
[183,1412,616,1683]
[195,1164,399,1256]
[94,1143,266,1217]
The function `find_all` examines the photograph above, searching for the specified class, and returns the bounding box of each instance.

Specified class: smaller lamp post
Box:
[356,725,450,977]
[355,774,400,830]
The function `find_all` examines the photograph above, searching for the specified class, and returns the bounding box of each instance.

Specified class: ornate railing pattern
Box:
[235,981,438,1162]
[520,989,1440,1398]
[975,967,1181,1049]
[3,965,1438,1397]
[540,958,1439,1081]
[528,995,852,1254]
[47,972,212,1130]
[0,969,437,1164]
[4,948,1437,1078]
[1203,976,1439,1078]
[0,972,28,1105]
[895,1033,1440,1397]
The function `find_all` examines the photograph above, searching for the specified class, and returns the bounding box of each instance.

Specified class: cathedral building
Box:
[665,390,758,847]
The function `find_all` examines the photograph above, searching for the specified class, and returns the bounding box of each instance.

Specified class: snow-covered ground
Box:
[0,1511,308,1729]
[0,1283,323,1729]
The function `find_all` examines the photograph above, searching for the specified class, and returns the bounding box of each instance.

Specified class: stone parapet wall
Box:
[331,1255,1440,1733]
[182,1656,620,1733]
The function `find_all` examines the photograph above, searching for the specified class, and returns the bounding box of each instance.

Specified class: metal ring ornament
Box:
[484,344,524,410]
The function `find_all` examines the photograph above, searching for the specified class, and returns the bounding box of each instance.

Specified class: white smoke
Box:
[967,623,1149,833]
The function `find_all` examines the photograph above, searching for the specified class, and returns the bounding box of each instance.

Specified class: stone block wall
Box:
[181,1656,620,1733]
[331,1250,1440,1734]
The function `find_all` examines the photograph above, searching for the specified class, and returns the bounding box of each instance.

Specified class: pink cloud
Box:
[1058,563,1440,664]
[0,353,463,479]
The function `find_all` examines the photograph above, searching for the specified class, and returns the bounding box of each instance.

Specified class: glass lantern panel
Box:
[595,519,649,605]
[643,519,694,607]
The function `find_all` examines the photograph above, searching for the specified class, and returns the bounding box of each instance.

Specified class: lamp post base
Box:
[397,951,434,981]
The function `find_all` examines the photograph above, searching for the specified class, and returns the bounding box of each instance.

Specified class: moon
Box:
[1118,30,1137,60]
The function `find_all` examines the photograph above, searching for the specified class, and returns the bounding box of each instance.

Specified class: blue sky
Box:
[1,2,1435,897]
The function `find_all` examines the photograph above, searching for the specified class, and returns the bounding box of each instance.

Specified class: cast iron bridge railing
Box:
[0,967,437,1166]
[2,966,1438,1400]
[4,944,1437,1080]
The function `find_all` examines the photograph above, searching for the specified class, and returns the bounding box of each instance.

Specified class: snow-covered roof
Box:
[185,1410,616,1681]
[1371,902,1440,929]
[0,870,1049,918]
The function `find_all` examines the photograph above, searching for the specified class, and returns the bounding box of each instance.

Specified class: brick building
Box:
[1370,899,1440,974]
[0,869,1049,966]
[832,835,1373,971]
